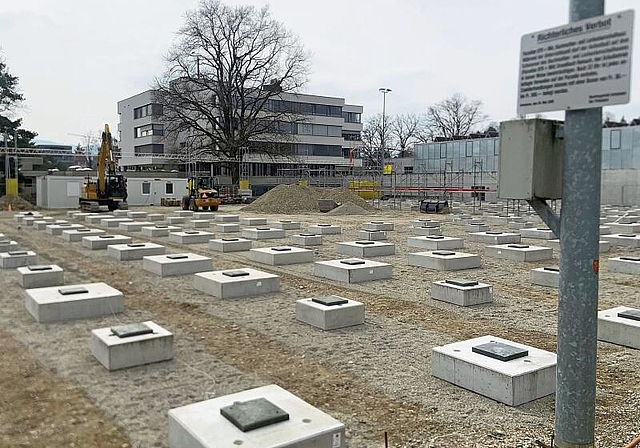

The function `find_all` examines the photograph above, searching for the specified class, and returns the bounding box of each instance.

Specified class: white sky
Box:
[1,0,639,145]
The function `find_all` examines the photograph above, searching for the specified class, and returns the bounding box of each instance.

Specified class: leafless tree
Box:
[359,114,396,168]
[420,93,488,141]
[390,113,420,157]
[154,0,310,183]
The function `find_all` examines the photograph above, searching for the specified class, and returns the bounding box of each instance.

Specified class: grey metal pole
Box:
[554,1,604,447]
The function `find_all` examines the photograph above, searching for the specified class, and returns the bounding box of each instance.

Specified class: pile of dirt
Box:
[242,185,374,214]
[326,202,372,216]
[0,195,36,211]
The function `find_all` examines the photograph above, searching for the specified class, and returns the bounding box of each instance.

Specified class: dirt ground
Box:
[0,204,639,448]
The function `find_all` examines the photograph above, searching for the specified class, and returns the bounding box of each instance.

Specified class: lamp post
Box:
[379,87,391,191]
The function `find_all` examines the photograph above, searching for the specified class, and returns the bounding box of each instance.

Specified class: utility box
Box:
[498,119,563,200]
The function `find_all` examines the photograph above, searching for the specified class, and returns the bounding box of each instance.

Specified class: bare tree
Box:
[154,0,310,183]
[390,113,420,157]
[359,114,396,168]
[420,93,488,141]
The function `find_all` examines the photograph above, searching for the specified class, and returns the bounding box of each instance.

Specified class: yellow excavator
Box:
[181,176,220,211]
[79,124,128,211]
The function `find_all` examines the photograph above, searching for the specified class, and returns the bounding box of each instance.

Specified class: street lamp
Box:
[190,51,201,77]
[379,87,392,186]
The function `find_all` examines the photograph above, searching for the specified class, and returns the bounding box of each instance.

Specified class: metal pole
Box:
[379,88,391,198]
[554,1,604,447]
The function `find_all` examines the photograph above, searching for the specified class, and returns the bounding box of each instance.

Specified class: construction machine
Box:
[181,176,220,211]
[79,124,128,211]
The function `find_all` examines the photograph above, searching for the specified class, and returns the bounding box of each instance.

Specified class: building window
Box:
[141,182,151,195]
[404,166,414,173]
[134,144,164,155]
[342,112,361,123]
[465,141,473,157]
[312,124,328,136]
[343,131,361,141]
[134,103,163,119]
[298,123,313,135]
[440,143,447,159]
[134,124,164,138]
[327,126,341,137]
[610,129,621,150]
[165,183,174,195]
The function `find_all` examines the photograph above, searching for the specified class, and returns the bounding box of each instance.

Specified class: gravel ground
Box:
[0,204,639,448]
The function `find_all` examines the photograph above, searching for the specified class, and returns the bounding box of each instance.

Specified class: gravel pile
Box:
[326,202,372,216]
[242,185,374,214]
[0,195,36,211]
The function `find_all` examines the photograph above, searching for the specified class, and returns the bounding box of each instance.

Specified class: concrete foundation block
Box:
[599,226,612,235]
[609,223,640,234]
[0,251,37,268]
[485,244,553,262]
[17,265,64,288]
[188,220,211,229]
[295,296,365,330]
[216,214,239,223]
[22,217,39,227]
[601,234,640,248]
[618,216,640,224]
[174,210,194,217]
[140,225,182,238]
[33,220,54,230]
[336,241,395,257]
[357,230,387,241]
[530,267,559,288]
[408,251,481,271]
[82,234,132,250]
[126,211,148,219]
[209,237,252,252]
[112,210,130,217]
[363,221,394,231]
[241,217,268,226]
[168,231,215,244]
[0,240,19,252]
[147,214,165,222]
[468,231,521,245]
[119,221,154,232]
[407,236,464,250]
[101,218,133,228]
[431,279,493,306]
[307,224,342,235]
[215,223,240,233]
[291,234,323,247]
[410,219,441,228]
[193,268,280,298]
[465,223,490,233]
[25,282,124,323]
[520,228,557,239]
[168,384,346,448]
[143,253,212,277]
[107,243,166,261]
[166,216,186,225]
[486,216,509,226]
[314,258,392,283]
[431,335,557,406]
[62,228,105,242]
[91,321,173,370]
[71,213,97,221]
[271,220,301,230]
[546,239,610,253]
[508,221,532,230]
[607,256,640,275]
[86,214,112,224]
[46,223,84,235]
[598,306,640,350]
[193,212,216,220]
[249,246,314,265]
[241,227,286,240]
[66,210,82,218]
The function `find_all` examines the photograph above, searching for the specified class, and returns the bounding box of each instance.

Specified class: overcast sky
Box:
[1,0,638,145]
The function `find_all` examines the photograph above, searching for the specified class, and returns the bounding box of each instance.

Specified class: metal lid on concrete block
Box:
[433,251,456,256]
[620,256,640,262]
[543,267,559,272]
[222,270,250,277]
[508,244,529,249]
[298,233,316,237]
[221,238,239,241]
[270,247,291,251]
[355,241,375,245]
[167,254,188,259]
[256,227,271,231]
[426,236,445,240]
[340,259,365,265]
[8,251,28,256]
[312,296,348,306]
[445,279,478,287]
[99,235,116,238]
[618,309,640,322]
[111,323,153,338]
[618,234,636,237]
[220,397,289,432]
[486,231,503,235]
[184,231,200,234]
[58,286,89,295]
[28,265,53,271]
[127,243,146,247]
[472,341,529,362]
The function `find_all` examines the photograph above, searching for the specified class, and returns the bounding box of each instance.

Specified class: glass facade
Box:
[414,125,640,173]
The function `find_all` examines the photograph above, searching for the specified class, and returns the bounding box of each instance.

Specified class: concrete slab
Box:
[249,246,314,265]
[216,214,240,223]
[508,221,533,230]
[485,244,553,262]
[270,220,301,230]
[609,223,640,234]
[91,321,173,370]
[598,306,640,350]
[193,268,280,299]
[141,225,182,238]
[62,228,105,242]
[112,210,130,217]
[208,238,252,253]
[618,216,640,224]
[143,253,212,277]
[291,234,323,247]
[17,265,64,288]
[362,221,394,231]
[0,251,37,268]
[82,234,132,250]
[241,227,286,240]
[357,230,387,241]
[465,223,490,233]
[101,218,133,228]
[173,210,194,217]
[24,282,124,323]
[215,223,240,233]
[46,223,84,235]
[407,236,464,250]
[22,217,39,227]
[520,228,557,239]
[0,240,19,252]
[71,213,98,221]
[408,251,481,271]
[530,267,559,288]
[147,213,165,221]
[241,217,268,226]
[168,384,346,448]
[314,258,392,283]
[546,239,610,253]
[468,231,521,245]
[107,243,166,261]
[599,226,612,235]
[412,226,443,236]
[193,212,216,220]
[432,335,557,406]
[33,220,55,230]
[119,221,154,232]
[166,216,186,225]
[86,214,112,224]
[431,279,493,306]
[168,230,215,244]
[607,256,640,275]
[126,211,148,219]
[601,234,640,248]
[188,220,211,229]
[296,296,364,330]
[307,224,342,235]
[410,219,441,228]
[336,241,395,257]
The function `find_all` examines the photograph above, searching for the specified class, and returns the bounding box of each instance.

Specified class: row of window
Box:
[134,103,163,119]
[294,144,343,157]
[140,182,174,195]
[342,111,362,124]
[275,121,344,138]
[134,124,164,138]
[134,144,165,155]
[267,100,343,118]
[342,131,361,141]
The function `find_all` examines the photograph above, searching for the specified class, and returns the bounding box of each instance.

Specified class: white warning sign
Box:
[517,10,634,115]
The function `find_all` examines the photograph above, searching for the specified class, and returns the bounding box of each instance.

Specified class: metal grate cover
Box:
[472,341,529,362]
[221,397,289,432]
[111,323,153,338]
